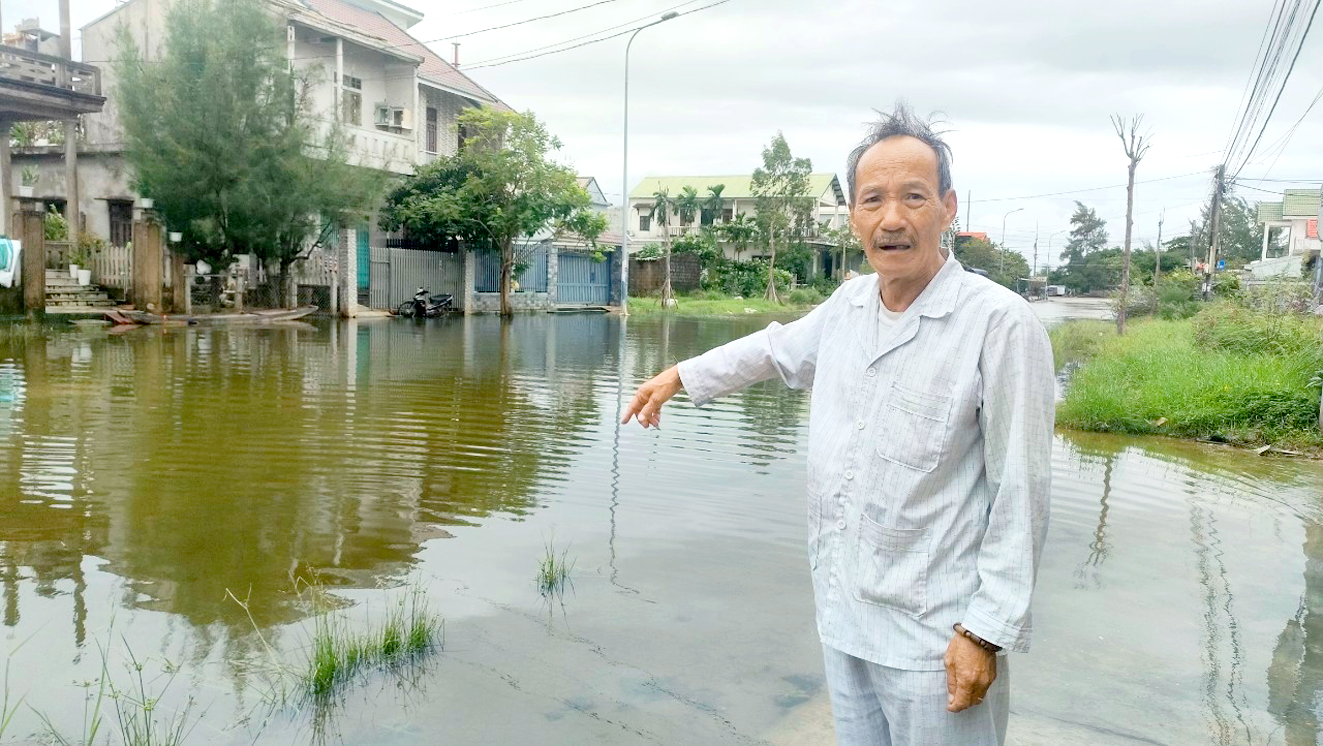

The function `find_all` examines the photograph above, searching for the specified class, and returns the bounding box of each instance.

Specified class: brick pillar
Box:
[17,200,44,315]
[546,246,559,306]
[131,214,163,311]
[169,250,186,313]
[461,246,475,315]
[338,227,355,318]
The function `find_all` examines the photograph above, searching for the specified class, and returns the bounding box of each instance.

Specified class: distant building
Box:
[627,173,852,278]
[1255,189,1320,259]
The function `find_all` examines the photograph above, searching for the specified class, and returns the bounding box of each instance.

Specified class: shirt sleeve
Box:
[676,293,835,407]
[962,304,1055,653]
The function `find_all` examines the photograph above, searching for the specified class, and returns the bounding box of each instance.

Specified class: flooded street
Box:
[0,309,1321,744]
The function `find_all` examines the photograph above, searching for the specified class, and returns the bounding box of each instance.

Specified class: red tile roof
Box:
[299,0,507,108]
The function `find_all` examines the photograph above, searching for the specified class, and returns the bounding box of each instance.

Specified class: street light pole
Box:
[620,11,679,316]
[1046,228,1068,276]
[999,207,1024,277]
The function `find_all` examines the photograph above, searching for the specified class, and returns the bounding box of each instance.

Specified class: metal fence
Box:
[475,245,549,293]
[368,246,463,310]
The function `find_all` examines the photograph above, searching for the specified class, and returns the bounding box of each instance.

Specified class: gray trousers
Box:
[823,645,1010,746]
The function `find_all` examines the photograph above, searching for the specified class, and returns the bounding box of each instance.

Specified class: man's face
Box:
[850,135,957,283]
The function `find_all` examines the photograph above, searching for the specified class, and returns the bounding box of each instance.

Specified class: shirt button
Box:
[836,519,847,531]
[844,470,855,480]
[856,420,866,430]
[866,368,876,377]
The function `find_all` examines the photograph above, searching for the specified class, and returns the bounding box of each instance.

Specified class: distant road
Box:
[1030,297,1113,326]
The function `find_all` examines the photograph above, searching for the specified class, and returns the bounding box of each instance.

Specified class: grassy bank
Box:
[626,289,822,317]
[1052,307,1323,449]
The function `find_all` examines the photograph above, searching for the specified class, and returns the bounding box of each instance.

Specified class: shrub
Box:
[786,287,825,306]
[43,211,67,242]
[1191,302,1323,361]
[1115,271,1200,321]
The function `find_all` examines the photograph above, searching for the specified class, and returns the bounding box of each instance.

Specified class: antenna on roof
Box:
[452,42,460,67]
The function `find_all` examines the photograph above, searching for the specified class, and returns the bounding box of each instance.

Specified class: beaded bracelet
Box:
[953,623,1002,653]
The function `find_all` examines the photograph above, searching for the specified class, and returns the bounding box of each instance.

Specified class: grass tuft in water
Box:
[302,585,443,700]
[536,539,576,600]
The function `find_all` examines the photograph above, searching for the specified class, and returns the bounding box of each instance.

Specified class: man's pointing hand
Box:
[622,365,684,429]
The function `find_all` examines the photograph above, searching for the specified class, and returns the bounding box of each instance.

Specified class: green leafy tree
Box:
[751,132,814,302]
[954,236,1028,289]
[115,0,380,302]
[379,108,603,316]
[1055,202,1111,293]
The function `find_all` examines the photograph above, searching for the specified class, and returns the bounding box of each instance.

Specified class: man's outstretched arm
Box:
[622,294,838,429]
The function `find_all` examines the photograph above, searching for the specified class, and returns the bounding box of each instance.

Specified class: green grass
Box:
[1048,319,1115,370]
[1054,313,1323,449]
[536,539,576,600]
[626,290,819,317]
[302,586,443,700]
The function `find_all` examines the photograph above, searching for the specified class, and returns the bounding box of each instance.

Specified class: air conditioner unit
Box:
[397,107,413,130]
[373,104,390,127]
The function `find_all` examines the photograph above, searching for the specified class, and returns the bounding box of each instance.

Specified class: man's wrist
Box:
[953,623,1002,654]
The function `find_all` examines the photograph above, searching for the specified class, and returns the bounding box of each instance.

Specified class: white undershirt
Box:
[878,303,904,342]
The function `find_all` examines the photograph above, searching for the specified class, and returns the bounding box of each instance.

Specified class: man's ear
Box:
[943,190,958,230]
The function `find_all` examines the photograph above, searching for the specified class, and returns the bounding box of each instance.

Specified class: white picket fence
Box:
[91,245,132,292]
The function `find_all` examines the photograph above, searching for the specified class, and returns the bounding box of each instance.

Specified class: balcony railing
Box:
[0,45,100,97]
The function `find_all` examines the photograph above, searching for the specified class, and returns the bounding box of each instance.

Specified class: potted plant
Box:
[70,233,106,286]
[18,167,36,198]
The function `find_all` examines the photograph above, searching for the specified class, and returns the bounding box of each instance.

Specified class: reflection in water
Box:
[0,317,1320,742]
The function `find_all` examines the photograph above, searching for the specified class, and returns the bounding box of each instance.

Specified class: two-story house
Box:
[626,174,851,278]
[13,0,507,313]
[1253,189,1322,282]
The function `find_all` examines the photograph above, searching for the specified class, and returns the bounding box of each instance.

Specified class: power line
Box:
[968,172,1206,204]
[466,0,729,69]
[441,0,633,40]
[437,0,539,17]
[1231,0,1323,178]
[461,0,707,67]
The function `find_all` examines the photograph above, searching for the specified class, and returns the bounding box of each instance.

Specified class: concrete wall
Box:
[81,0,171,147]
[417,86,473,162]
[9,148,134,240]
[468,249,559,312]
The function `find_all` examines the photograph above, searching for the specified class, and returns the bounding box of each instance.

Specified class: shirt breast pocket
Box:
[875,382,952,473]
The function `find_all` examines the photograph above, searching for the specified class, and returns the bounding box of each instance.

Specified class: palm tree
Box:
[676,185,700,235]
[704,184,726,230]
[652,187,676,305]
[719,213,757,260]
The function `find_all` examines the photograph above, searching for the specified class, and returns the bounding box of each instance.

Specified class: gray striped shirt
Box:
[677,253,1054,670]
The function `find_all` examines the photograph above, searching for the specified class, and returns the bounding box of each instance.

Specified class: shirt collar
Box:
[850,250,965,319]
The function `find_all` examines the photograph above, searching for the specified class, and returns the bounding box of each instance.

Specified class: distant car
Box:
[1046,285,1067,297]
[965,267,990,277]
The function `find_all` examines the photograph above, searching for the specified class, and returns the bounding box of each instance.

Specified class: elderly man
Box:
[622,104,1054,745]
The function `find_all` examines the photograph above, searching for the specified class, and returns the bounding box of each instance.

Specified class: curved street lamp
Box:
[619,11,680,316]
[999,207,1024,277]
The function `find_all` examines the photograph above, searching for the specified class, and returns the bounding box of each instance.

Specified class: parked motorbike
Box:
[397,287,454,318]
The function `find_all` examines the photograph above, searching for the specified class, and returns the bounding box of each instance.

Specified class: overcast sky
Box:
[13,0,1323,267]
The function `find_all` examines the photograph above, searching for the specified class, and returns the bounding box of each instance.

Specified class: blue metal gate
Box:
[557,251,612,305]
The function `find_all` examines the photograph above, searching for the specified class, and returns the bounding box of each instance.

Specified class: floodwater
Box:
[0,306,1318,745]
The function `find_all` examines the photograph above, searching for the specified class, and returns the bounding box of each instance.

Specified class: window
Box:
[639,213,651,232]
[426,107,438,153]
[108,200,133,248]
[722,208,733,222]
[458,123,471,152]
[341,75,362,126]
[700,208,714,227]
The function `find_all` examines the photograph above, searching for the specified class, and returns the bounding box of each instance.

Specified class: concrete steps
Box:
[45,269,115,308]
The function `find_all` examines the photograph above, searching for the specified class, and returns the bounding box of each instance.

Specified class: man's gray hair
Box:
[846,102,953,204]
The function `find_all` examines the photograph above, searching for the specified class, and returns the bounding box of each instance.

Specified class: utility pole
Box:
[1315,183,1323,304]
[964,190,971,237]
[1153,209,1164,287]
[1032,222,1039,278]
[1204,165,1226,301]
